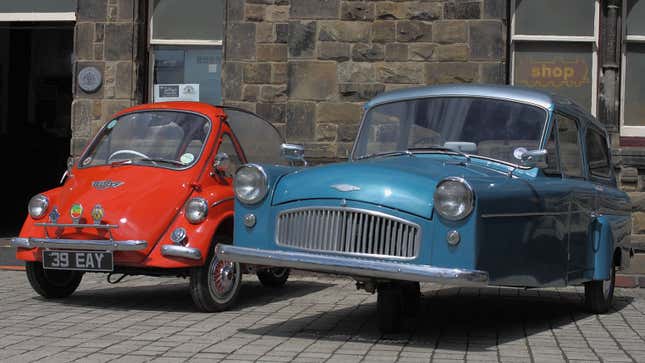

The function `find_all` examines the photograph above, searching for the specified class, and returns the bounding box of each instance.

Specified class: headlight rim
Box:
[28,194,49,219]
[234,163,269,205]
[185,197,209,224]
[433,176,474,221]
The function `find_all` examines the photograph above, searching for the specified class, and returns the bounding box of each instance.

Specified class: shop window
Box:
[621,0,645,136]
[511,0,599,115]
[149,0,223,105]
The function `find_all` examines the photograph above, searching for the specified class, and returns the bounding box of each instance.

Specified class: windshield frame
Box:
[350,95,551,168]
[77,109,214,171]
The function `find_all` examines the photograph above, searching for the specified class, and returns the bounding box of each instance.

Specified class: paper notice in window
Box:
[208,64,218,73]
[154,84,200,102]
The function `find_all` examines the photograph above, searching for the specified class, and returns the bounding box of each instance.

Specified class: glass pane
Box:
[626,0,645,36]
[152,0,223,41]
[218,134,242,176]
[153,46,222,105]
[514,0,595,36]
[556,114,583,178]
[624,43,645,126]
[585,128,610,177]
[224,108,287,165]
[0,0,76,12]
[543,125,560,176]
[514,42,593,112]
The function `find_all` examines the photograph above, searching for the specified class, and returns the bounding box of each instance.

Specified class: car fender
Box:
[16,187,64,262]
[591,215,616,281]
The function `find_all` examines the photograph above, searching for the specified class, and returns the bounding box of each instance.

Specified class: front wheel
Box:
[377,284,402,333]
[25,261,83,298]
[190,236,242,312]
[584,261,616,314]
[257,267,290,287]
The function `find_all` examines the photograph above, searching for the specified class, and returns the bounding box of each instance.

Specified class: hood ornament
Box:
[331,184,361,192]
[92,180,124,190]
[91,204,105,225]
[49,207,60,224]
[70,203,83,224]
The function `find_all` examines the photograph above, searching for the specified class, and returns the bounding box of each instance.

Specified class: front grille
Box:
[276,207,420,259]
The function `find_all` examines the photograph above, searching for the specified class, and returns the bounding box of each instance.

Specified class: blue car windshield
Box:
[352,97,548,165]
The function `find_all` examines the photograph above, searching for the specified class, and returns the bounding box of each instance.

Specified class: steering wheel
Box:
[107,149,156,165]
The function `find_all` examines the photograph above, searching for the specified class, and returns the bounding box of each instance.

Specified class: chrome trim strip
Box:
[217,245,489,286]
[11,237,147,251]
[161,245,202,260]
[211,197,235,208]
[35,223,119,229]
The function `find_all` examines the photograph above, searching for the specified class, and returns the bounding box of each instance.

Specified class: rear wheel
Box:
[257,267,290,287]
[190,235,242,312]
[584,260,616,314]
[377,283,402,333]
[25,261,83,298]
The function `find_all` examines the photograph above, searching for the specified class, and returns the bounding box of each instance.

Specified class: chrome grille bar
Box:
[276,207,421,259]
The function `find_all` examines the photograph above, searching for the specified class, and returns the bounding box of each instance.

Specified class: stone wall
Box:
[70,0,145,156]
[222,0,508,163]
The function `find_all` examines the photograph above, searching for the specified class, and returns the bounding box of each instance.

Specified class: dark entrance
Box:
[0,22,74,236]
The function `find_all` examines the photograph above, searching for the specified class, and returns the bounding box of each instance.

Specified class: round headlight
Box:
[434,177,474,221]
[28,194,49,219]
[185,198,208,224]
[234,164,268,204]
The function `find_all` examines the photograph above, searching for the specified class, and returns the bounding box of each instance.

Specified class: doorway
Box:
[0,22,73,236]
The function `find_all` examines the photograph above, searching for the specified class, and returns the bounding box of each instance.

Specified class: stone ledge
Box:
[616,274,645,288]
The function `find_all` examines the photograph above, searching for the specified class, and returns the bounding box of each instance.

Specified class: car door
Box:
[222,107,286,165]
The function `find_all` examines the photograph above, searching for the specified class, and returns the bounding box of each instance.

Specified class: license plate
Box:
[42,250,114,272]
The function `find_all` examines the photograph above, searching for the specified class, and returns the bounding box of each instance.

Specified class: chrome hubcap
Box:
[208,257,239,303]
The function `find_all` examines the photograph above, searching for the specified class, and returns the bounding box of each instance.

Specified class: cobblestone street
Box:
[1,270,644,362]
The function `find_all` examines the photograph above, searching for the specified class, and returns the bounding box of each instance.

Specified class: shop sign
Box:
[516,58,590,88]
[154,84,200,102]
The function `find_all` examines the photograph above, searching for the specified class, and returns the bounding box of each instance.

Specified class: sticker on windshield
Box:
[106,119,117,129]
[82,157,92,166]
[180,153,195,164]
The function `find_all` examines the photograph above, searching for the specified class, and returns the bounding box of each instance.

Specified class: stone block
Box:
[352,44,384,62]
[372,21,396,43]
[94,43,104,60]
[256,23,275,43]
[316,123,338,142]
[260,85,288,102]
[117,0,134,21]
[266,5,290,22]
[104,23,133,61]
[433,20,468,44]
[228,0,244,22]
[629,192,645,211]
[75,62,105,99]
[223,101,256,112]
[376,62,425,84]
[484,0,507,20]
[94,23,104,43]
[256,103,286,124]
[408,2,442,21]
[615,274,639,288]
[444,1,482,19]
[317,102,363,123]
[115,62,133,99]
[338,123,360,142]
[480,62,506,83]
[257,44,287,61]
[319,21,371,42]
[272,63,288,84]
[245,4,265,21]
[397,21,433,42]
[71,100,94,138]
[75,23,94,61]
[303,142,337,159]
[633,212,645,234]
[385,43,408,61]
[244,63,272,84]
[338,62,376,82]
[409,43,437,61]
[318,42,351,61]
[470,21,504,60]
[276,23,289,43]
[78,0,107,21]
[341,2,375,21]
[289,21,317,58]
[243,85,260,102]
[226,23,256,60]
[288,61,338,100]
[291,0,339,19]
[222,62,244,100]
[375,2,408,20]
[426,62,479,84]
[287,102,316,140]
[435,44,469,61]
[338,83,385,101]
[101,100,132,122]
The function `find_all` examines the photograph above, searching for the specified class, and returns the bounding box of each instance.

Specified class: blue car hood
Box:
[272,155,510,218]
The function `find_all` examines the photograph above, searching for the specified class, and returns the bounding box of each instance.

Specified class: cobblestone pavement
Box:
[1,270,645,363]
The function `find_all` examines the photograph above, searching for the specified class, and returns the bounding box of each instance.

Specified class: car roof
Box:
[113,101,227,120]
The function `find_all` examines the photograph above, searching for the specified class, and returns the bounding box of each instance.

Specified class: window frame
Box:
[510,0,600,116]
[584,125,612,180]
[542,119,563,178]
[554,112,586,179]
[620,1,645,136]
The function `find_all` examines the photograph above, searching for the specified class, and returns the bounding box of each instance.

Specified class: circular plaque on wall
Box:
[78,66,103,93]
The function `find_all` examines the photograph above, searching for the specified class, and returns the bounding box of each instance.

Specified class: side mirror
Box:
[60,156,74,184]
[212,152,231,177]
[514,148,548,168]
[281,143,307,166]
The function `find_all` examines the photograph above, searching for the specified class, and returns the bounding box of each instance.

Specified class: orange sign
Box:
[516,58,590,88]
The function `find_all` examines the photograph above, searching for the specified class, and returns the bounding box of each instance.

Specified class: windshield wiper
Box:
[407,146,471,163]
[135,157,186,166]
[355,150,414,161]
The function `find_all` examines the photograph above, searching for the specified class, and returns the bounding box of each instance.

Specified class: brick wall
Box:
[222,0,508,163]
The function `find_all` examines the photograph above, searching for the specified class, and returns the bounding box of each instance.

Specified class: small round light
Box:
[244,213,257,228]
[234,164,269,204]
[170,227,187,245]
[446,230,460,246]
[28,194,49,219]
[434,177,474,221]
[185,198,208,224]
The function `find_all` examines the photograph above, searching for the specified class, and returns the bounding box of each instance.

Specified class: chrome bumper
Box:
[11,237,147,251]
[217,245,489,286]
[161,245,202,260]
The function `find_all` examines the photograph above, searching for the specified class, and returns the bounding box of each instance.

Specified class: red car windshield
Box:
[79,111,211,170]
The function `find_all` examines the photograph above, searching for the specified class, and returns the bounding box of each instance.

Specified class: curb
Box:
[616,274,645,288]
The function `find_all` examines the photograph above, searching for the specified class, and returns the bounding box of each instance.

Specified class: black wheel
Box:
[190,235,242,312]
[377,284,402,333]
[401,281,421,316]
[584,260,616,314]
[25,261,83,298]
[257,267,290,287]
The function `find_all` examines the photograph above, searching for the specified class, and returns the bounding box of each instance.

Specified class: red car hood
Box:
[52,165,195,253]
